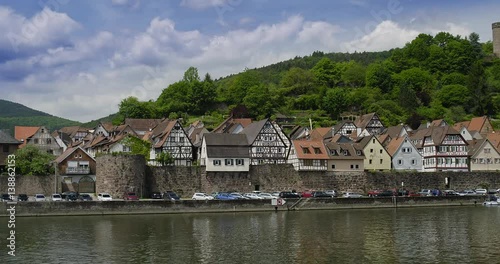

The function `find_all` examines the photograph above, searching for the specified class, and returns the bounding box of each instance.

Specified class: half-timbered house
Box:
[149,119,194,166]
[240,119,291,165]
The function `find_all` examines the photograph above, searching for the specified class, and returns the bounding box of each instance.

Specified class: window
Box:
[225,159,234,166]
[355,164,359,169]
[314,148,321,154]
[302,147,310,154]
[313,160,321,166]
[170,136,176,142]
[330,150,336,155]
[236,159,244,166]
[370,149,373,153]
[484,148,491,153]
[372,139,375,144]
[331,164,336,169]
[379,149,383,154]
[380,159,383,164]
[343,150,348,156]
[398,159,403,165]
[369,159,372,164]
[350,164,354,169]
[122,146,131,152]
[3,145,9,153]
[46,138,51,144]
[356,150,361,155]
[411,159,416,165]
[34,139,39,144]
[303,160,313,166]
[179,136,184,142]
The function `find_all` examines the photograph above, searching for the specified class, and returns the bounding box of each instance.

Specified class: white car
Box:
[35,194,46,202]
[192,193,214,200]
[244,193,264,200]
[475,189,487,195]
[271,192,281,198]
[258,193,274,199]
[98,193,113,201]
[51,193,62,201]
[342,192,363,198]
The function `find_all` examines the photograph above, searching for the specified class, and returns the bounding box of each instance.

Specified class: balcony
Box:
[66,167,90,174]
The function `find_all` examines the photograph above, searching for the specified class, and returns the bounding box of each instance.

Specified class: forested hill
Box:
[114,31,500,130]
[0,99,80,134]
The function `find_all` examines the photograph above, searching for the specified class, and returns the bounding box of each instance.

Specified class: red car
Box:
[367,190,383,197]
[301,190,314,198]
[123,192,139,200]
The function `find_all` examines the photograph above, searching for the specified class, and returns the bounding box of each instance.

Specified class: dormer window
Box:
[302,147,310,154]
[330,150,336,155]
[356,150,361,155]
[313,147,321,154]
[343,150,348,156]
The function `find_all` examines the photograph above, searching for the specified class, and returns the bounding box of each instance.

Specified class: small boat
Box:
[483,195,499,206]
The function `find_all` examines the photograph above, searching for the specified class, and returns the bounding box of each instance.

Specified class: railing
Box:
[66,167,90,174]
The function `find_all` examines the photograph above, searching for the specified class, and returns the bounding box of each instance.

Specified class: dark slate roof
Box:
[240,119,268,144]
[0,130,21,144]
[204,133,249,158]
[325,142,364,160]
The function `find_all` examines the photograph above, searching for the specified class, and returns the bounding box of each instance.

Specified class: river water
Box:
[1,206,500,263]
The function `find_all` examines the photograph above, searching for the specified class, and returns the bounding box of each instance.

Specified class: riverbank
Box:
[0,196,488,217]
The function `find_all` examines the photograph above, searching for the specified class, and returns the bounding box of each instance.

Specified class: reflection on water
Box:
[1,206,500,263]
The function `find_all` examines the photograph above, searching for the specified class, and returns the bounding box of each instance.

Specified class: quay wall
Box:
[0,196,485,217]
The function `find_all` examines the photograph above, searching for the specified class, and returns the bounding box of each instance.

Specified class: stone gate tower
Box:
[493,22,500,57]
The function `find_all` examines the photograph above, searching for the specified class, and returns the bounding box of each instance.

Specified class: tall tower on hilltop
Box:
[493,22,500,57]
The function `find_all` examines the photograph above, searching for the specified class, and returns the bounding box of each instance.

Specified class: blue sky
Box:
[0,0,499,122]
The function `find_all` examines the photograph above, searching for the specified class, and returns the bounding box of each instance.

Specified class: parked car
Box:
[150,192,163,199]
[163,191,180,201]
[325,190,338,198]
[1,194,12,202]
[34,194,46,202]
[367,190,383,197]
[377,190,395,197]
[17,194,28,201]
[279,191,300,199]
[66,193,78,201]
[459,190,476,196]
[407,191,421,197]
[98,193,113,201]
[342,192,363,198]
[61,192,78,200]
[215,193,238,200]
[475,189,488,195]
[418,189,432,197]
[230,193,249,200]
[192,193,213,200]
[78,194,93,201]
[443,190,459,196]
[313,191,332,198]
[124,192,139,200]
[271,192,281,198]
[258,193,274,199]
[301,190,314,198]
[244,193,264,200]
[51,193,63,201]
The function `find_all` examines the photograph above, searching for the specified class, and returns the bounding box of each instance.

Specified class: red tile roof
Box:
[293,139,329,160]
[14,126,40,148]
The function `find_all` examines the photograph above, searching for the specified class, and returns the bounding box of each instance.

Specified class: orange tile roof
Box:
[14,126,40,148]
[486,132,500,151]
[453,121,469,131]
[468,116,487,132]
[385,136,405,157]
[293,139,329,160]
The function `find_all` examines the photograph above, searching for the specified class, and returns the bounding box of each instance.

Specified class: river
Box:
[1,206,499,263]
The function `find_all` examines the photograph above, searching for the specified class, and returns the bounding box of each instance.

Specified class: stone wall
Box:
[147,166,201,198]
[0,175,54,195]
[96,155,146,199]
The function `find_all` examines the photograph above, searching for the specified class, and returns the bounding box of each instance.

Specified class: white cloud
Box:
[179,0,232,9]
[0,6,80,53]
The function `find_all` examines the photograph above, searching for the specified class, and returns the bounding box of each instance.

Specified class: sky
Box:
[0,0,499,122]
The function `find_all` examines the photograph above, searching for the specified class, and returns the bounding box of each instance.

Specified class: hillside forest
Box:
[113,31,500,130]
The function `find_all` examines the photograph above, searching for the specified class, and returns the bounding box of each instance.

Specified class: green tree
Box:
[342,61,366,87]
[322,88,348,119]
[122,135,151,161]
[14,145,54,175]
[183,66,200,83]
[156,152,174,166]
[467,61,492,115]
[311,58,341,87]
[242,84,272,118]
[394,67,435,106]
[436,84,469,108]
[280,67,316,96]
[365,62,393,93]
